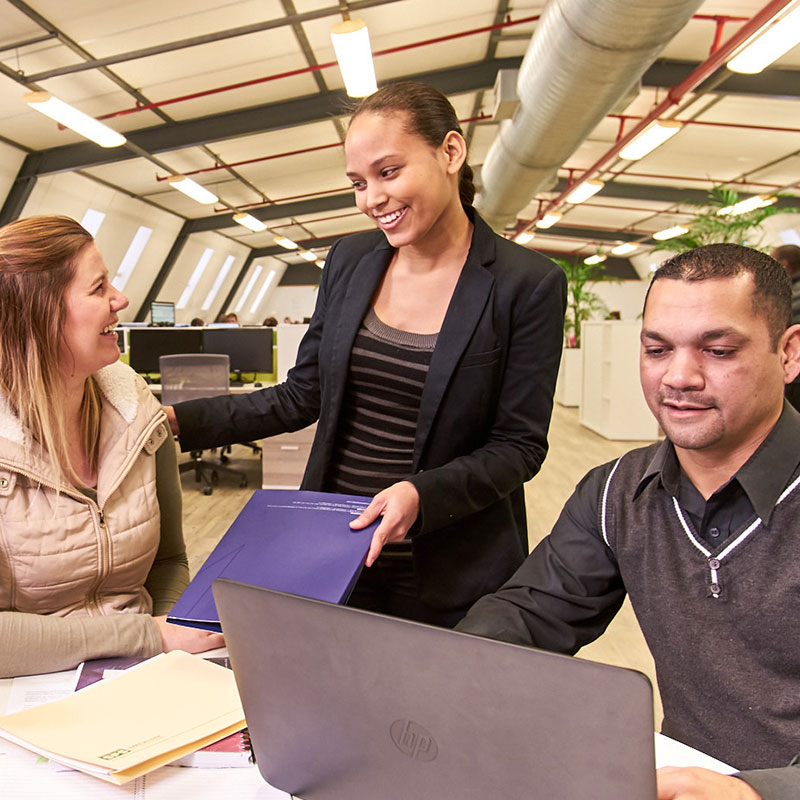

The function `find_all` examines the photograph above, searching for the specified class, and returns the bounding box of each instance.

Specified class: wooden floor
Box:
[179,403,663,721]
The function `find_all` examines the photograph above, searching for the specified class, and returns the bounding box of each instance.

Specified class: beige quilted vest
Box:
[0,361,168,618]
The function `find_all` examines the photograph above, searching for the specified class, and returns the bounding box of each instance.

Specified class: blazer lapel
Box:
[415,219,496,464]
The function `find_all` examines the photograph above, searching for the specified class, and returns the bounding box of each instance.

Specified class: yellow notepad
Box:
[0,650,246,784]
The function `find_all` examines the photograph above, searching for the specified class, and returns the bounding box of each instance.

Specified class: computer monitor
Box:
[128,328,203,373]
[202,328,273,375]
[150,300,175,327]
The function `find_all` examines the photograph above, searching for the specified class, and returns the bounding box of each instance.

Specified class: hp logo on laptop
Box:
[390,719,439,761]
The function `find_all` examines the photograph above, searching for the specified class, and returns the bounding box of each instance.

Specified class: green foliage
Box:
[652,186,799,254]
[553,257,619,348]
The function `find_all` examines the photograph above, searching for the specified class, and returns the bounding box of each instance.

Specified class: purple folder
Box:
[168,490,375,632]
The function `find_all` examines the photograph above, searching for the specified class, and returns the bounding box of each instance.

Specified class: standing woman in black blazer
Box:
[167,82,566,627]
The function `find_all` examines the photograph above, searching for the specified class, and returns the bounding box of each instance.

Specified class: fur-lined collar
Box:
[0,360,140,446]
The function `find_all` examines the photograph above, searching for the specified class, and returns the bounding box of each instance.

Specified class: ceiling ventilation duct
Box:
[475,0,705,230]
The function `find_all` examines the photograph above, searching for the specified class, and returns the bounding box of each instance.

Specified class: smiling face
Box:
[640,274,793,463]
[61,242,128,381]
[344,110,465,251]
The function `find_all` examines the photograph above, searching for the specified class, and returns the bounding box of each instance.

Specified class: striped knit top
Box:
[326,308,438,499]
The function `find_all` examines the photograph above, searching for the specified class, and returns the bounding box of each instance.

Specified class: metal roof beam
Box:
[20,57,524,177]
[643,59,800,99]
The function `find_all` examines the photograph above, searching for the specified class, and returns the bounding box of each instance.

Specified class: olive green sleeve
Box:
[0,612,162,678]
[145,422,190,615]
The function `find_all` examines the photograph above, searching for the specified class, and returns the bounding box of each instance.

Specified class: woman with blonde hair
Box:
[0,215,222,677]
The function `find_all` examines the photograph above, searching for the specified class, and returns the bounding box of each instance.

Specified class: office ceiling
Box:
[1,0,798,267]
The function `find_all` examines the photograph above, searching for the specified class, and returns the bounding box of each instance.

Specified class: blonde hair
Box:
[0,215,102,487]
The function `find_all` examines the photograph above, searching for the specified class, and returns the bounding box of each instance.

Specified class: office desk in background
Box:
[147,382,317,490]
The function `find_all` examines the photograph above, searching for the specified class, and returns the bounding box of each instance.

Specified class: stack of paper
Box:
[0,651,245,784]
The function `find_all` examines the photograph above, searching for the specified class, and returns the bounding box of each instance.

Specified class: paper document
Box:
[0,651,245,785]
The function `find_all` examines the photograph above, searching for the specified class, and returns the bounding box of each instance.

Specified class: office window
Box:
[112,226,153,291]
[80,208,105,236]
[779,228,800,247]
[177,247,214,309]
[201,254,235,311]
[234,264,263,313]
[250,269,277,314]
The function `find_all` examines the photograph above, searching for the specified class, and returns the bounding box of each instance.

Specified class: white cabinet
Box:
[579,321,661,441]
[261,423,317,489]
[554,347,583,407]
[276,323,309,383]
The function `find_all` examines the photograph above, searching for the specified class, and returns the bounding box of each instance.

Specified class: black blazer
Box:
[175,210,567,610]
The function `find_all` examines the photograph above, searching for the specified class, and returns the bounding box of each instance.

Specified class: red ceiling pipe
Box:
[529,0,796,230]
[608,113,800,136]
[213,185,352,212]
[157,113,492,179]
[96,17,540,121]
[560,165,785,190]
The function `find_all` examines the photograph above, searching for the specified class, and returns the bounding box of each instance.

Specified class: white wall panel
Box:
[0,141,26,208]
[159,231,250,325]
[20,170,184,322]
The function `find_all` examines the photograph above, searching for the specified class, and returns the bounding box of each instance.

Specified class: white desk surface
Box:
[0,664,734,799]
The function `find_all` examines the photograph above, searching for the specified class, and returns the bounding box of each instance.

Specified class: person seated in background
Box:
[770,244,800,324]
[771,245,800,412]
[457,244,800,800]
[262,316,278,327]
[190,316,204,327]
[0,216,223,678]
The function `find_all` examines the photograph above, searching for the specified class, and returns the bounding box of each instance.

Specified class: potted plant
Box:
[552,256,619,407]
[652,186,798,254]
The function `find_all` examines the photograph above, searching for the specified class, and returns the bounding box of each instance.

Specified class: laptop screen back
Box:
[214,579,656,800]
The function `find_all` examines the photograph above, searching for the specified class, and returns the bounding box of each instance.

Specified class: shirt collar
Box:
[631,402,800,523]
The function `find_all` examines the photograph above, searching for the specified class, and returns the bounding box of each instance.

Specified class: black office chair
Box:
[159,353,249,495]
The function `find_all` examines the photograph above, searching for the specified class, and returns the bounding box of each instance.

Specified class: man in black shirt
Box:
[458,244,800,800]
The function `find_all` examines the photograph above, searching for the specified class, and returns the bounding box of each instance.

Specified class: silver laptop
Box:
[214,579,656,800]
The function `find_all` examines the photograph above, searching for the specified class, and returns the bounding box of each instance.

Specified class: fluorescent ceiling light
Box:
[299,250,317,262]
[514,231,534,245]
[611,242,639,256]
[652,225,689,241]
[330,19,378,98]
[584,254,607,265]
[235,265,263,313]
[536,212,562,229]
[727,4,800,74]
[24,91,126,148]
[717,195,777,216]
[167,175,218,205]
[618,120,682,160]
[233,212,267,232]
[566,179,604,205]
[274,236,299,250]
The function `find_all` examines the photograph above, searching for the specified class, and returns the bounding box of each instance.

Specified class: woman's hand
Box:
[657,767,761,800]
[350,481,420,567]
[163,406,180,436]
[154,615,225,653]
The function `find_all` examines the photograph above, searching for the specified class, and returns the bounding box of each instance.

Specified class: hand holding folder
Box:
[168,490,375,632]
[0,651,245,785]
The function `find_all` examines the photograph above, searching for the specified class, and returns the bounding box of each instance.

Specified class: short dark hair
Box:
[645,243,791,349]
[771,244,800,275]
[350,82,475,208]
